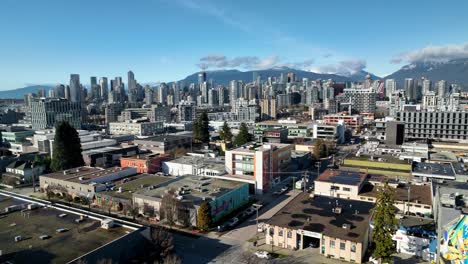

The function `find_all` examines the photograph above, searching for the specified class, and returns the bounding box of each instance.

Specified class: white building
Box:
[109,120,164,136]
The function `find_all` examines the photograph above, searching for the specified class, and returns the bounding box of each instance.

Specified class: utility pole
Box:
[32,161,36,193]
[302,171,307,193]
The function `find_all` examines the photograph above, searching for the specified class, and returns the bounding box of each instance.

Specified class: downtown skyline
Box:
[1,0,468,90]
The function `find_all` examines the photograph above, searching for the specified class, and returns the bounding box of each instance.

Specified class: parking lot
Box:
[0,197,128,263]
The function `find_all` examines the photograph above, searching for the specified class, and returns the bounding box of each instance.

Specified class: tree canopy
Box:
[219,121,233,143]
[51,121,85,171]
[313,139,328,159]
[234,122,252,146]
[197,201,212,231]
[193,111,210,143]
[372,181,397,262]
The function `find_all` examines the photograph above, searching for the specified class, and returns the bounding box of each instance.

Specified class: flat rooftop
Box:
[41,166,133,183]
[229,142,291,154]
[268,193,373,243]
[104,174,172,200]
[346,154,409,165]
[81,145,137,155]
[0,197,128,264]
[412,162,455,178]
[316,169,367,186]
[360,183,433,205]
[134,175,246,205]
[135,134,192,142]
[166,156,225,171]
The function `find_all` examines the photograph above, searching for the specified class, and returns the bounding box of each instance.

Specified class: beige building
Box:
[266,193,373,263]
[39,166,137,197]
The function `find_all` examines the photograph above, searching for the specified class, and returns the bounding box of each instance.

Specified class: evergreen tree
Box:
[197,201,212,231]
[372,181,397,262]
[199,111,210,143]
[234,122,252,146]
[51,121,84,171]
[219,121,233,143]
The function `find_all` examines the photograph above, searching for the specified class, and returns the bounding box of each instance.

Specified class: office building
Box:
[385,79,397,98]
[99,77,108,100]
[69,74,81,103]
[109,120,164,136]
[437,80,447,97]
[30,98,81,130]
[225,143,293,194]
[340,88,376,113]
[396,111,468,141]
[385,121,405,145]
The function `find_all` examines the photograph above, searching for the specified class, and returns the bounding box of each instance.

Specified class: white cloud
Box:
[311,59,367,76]
[197,55,314,70]
[392,42,468,64]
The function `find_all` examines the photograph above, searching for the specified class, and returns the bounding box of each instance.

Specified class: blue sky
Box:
[1,0,468,90]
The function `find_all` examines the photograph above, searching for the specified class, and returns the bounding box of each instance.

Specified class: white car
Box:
[254,251,271,259]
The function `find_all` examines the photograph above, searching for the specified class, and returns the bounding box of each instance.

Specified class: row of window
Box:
[329,240,356,252]
[330,186,351,192]
[270,228,293,238]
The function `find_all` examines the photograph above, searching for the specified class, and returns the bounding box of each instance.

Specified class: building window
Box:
[269,228,274,236]
[351,244,356,252]
[340,242,346,250]
[287,231,292,238]
[279,230,283,237]
[343,187,351,192]
[330,240,335,248]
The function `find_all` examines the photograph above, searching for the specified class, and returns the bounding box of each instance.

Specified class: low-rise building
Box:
[39,166,137,197]
[1,160,45,185]
[162,155,225,177]
[225,143,293,194]
[132,175,250,225]
[134,134,192,156]
[323,113,363,129]
[412,162,456,181]
[82,145,139,168]
[109,120,164,136]
[266,193,373,263]
[314,169,433,217]
[312,121,345,144]
[260,128,288,143]
[341,155,412,178]
[120,153,172,174]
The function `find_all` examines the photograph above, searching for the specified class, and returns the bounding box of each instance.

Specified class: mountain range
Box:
[385,58,468,86]
[1,58,467,99]
[178,67,379,86]
[0,85,54,99]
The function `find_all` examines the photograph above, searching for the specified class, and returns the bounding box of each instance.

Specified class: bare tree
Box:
[150,225,175,263]
[160,190,179,228]
[129,200,140,220]
[163,254,181,264]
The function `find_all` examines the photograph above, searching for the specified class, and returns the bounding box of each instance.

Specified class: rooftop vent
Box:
[332,207,342,214]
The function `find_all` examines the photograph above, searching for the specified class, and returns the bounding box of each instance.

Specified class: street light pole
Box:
[32,162,36,193]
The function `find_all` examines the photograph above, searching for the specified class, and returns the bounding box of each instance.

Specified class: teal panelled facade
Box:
[209,183,249,222]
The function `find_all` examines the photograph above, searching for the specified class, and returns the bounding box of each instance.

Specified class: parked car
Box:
[227,217,239,227]
[245,207,255,216]
[254,251,271,259]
